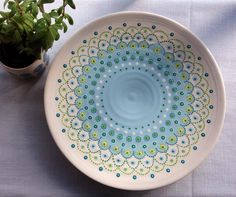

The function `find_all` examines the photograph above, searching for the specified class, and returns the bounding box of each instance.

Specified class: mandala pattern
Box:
[55,24,213,179]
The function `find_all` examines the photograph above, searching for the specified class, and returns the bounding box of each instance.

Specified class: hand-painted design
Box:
[55,24,213,179]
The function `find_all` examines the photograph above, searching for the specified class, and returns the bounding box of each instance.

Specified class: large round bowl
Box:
[44,12,225,190]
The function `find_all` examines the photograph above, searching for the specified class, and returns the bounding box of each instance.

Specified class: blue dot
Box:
[181,160,185,164]
[207,119,211,123]
[205,73,209,77]
[63,64,67,68]
[84,155,88,160]
[166,168,170,173]
[116,173,120,177]
[150,174,155,178]
[133,175,137,180]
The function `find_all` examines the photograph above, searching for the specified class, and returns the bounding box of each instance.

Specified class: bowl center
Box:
[103,70,161,127]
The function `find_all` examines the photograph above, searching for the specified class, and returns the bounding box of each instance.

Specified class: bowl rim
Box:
[44,11,226,190]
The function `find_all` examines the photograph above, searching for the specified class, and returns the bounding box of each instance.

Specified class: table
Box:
[0,0,235,196]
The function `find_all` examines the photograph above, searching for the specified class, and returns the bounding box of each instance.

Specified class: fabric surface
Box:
[0,0,235,196]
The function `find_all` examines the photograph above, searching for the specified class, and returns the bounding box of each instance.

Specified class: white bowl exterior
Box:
[44,12,225,190]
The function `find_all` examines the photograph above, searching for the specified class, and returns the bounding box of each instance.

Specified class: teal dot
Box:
[71,144,75,148]
[84,155,88,160]
[117,134,123,140]
[56,113,60,117]
[116,173,120,177]
[95,73,100,78]
[166,168,170,173]
[63,64,67,68]
[99,167,103,171]
[58,79,61,83]
[109,130,115,136]
[152,132,158,138]
[201,133,206,137]
[133,175,137,180]
[150,174,155,178]
[107,61,112,67]
[193,146,197,150]
[62,129,66,133]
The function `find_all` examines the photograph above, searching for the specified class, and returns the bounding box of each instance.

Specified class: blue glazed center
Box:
[72,41,194,158]
[104,70,161,127]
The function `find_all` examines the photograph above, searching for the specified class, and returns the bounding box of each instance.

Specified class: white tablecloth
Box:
[0,0,235,196]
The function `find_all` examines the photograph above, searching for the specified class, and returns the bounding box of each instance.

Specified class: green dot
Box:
[109,130,115,136]
[160,127,165,132]
[95,116,101,122]
[126,136,132,142]
[144,135,150,141]
[135,136,141,143]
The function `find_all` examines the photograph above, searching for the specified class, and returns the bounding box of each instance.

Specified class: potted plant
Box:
[0,0,75,79]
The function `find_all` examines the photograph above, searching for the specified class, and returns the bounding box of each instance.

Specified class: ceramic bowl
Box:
[44,12,225,190]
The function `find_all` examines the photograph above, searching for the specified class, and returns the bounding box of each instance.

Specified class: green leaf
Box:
[57,6,63,15]
[64,14,73,25]
[49,11,59,18]
[0,11,8,18]
[32,4,39,17]
[66,0,76,9]
[39,0,55,4]
[4,0,10,8]
[62,21,68,33]
[43,13,51,24]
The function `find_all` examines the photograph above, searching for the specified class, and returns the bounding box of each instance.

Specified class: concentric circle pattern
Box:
[49,14,221,187]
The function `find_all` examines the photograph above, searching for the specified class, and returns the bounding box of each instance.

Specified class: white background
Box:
[0,0,235,196]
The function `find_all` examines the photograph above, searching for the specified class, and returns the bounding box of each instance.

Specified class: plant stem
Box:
[15,0,23,16]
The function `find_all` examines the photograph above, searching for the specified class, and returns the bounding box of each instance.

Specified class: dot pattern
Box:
[55,24,213,179]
